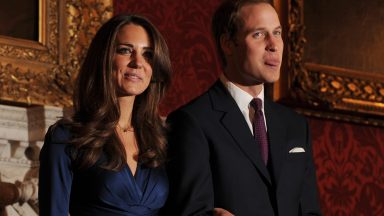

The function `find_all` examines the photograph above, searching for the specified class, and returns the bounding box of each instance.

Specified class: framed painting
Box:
[0,0,113,107]
[0,0,39,41]
[273,0,384,126]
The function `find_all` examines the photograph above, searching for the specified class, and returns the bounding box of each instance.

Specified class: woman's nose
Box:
[128,52,144,69]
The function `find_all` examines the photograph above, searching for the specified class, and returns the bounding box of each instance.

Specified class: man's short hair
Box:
[211,0,272,67]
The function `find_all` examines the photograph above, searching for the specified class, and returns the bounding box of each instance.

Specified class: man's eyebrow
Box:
[245,27,265,34]
[245,26,282,34]
[274,26,282,31]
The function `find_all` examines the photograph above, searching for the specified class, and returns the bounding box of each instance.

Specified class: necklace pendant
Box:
[117,123,133,133]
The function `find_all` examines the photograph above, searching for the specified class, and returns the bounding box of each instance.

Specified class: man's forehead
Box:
[237,3,280,29]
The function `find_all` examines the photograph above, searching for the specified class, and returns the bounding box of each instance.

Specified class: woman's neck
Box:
[118,96,135,128]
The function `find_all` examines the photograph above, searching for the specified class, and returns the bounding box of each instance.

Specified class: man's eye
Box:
[274,30,282,36]
[116,47,133,55]
[253,32,265,38]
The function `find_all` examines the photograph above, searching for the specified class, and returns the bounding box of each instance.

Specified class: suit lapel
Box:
[265,99,287,185]
[210,81,271,184]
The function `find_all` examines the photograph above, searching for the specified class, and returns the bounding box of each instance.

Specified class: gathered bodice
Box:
[38,125,168,216]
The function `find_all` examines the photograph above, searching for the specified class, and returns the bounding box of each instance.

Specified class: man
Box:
[163,0,322,215]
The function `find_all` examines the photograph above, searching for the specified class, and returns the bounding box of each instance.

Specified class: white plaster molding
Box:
[0,104,71,216]
[0,104,69,142]
[6,202,38,216]
[16,178,39,203]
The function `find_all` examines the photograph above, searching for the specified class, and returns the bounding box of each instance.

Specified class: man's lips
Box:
[264,59,281,67]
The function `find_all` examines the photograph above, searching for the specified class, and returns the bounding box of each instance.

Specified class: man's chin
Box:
[264,74,280,83]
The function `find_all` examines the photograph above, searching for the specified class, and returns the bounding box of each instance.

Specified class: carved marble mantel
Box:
[0,104,68,216]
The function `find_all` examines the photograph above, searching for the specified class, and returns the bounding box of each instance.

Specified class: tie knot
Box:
[250,98,262,112]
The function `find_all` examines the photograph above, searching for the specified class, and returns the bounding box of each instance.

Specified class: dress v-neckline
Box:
[123,164,150,200]
[127,163,139,179]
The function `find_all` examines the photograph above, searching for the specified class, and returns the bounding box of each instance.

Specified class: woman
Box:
[38,14,172,216]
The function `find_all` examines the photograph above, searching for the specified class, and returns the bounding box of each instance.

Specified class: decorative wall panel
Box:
[310,118,384,215]
[0,0,113,107]
[276,0,384,126]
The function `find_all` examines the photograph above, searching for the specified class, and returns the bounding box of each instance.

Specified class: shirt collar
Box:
[219,74,265,111]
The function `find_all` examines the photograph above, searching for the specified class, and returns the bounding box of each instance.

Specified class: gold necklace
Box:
[116,126,139,162]
[116,124,134,133]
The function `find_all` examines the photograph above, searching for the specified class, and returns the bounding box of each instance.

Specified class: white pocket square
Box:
[289,147,305,153]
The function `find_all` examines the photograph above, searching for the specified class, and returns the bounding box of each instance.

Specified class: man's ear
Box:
[220,34,234,56]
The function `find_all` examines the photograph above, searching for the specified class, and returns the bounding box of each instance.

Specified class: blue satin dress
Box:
[38,125,169,216]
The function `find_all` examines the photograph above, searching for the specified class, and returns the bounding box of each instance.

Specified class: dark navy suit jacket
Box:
[162,81,322,216]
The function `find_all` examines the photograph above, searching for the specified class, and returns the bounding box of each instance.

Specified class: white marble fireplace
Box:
[0,104,68,216]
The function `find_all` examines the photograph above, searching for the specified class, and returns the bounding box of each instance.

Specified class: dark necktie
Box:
[250,98,268,165]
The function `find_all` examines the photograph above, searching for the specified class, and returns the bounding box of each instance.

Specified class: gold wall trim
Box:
[0,0,113,107]
[274,0,384,126]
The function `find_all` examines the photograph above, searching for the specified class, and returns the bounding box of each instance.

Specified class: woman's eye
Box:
[116,47,133,55]
[143,51,154,61]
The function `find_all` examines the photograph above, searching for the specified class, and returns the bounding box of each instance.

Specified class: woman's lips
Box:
[123,72,142,80]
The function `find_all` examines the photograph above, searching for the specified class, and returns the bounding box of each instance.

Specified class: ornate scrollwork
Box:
[0,0,113,107]
[287,0,326,108]
[306,64,384,116]
[285,0,384,126]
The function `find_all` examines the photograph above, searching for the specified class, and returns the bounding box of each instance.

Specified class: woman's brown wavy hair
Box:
[61,14,172,171]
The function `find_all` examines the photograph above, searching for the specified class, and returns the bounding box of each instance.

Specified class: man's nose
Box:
[266,45,277,52]
[265,36,278,52]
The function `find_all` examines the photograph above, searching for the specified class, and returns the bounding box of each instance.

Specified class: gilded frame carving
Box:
[273,0,384,126]
[0,0,113,107]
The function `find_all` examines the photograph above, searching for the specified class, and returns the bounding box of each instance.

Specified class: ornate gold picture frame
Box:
[0,0,113,107]
[273,0,384,126]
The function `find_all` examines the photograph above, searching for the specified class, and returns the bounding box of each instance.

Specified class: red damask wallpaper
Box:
[114,1,384,215]
[114,0,222,115]
[310,118,384,216]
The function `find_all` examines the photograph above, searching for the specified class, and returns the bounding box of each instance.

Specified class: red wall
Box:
[114,0,222,115]
[309,118,384,215]
[114,1,384,215]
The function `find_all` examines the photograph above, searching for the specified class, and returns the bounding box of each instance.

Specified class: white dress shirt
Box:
[220,74,267,135]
